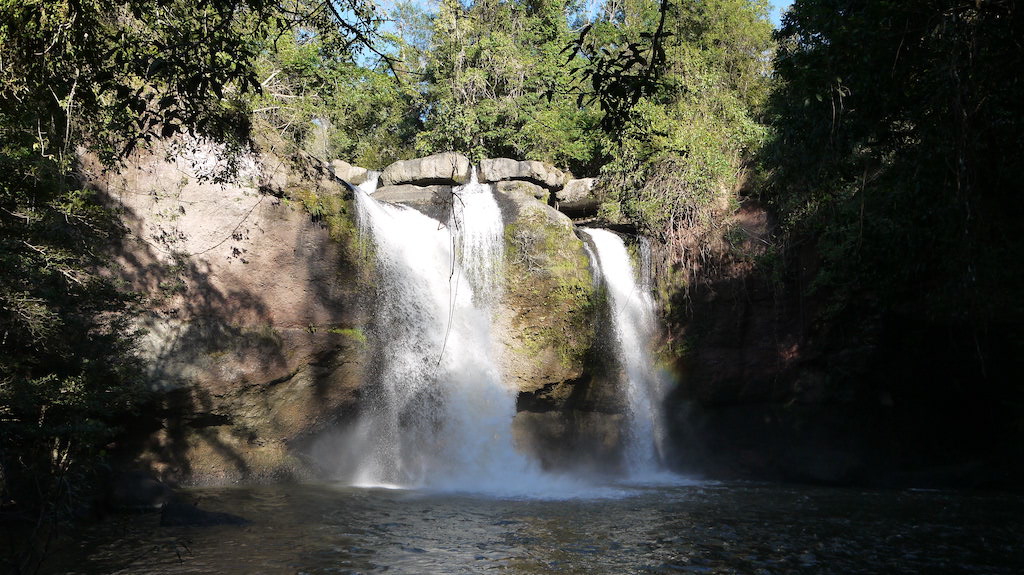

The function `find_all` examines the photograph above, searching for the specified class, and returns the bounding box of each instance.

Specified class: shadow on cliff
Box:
[96,147,376,482]
[100,192,285,481]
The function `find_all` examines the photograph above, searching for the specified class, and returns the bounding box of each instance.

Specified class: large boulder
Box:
[329,159,369,185]
[480,158,567,189]
[491,187,615,398]
[555,178,600,218]
[491,187,623,471]
[380,152,471,186]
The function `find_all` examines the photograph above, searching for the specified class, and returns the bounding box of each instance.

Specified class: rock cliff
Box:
[86,141,370,483]
[368,153,624,471]
[90,145,620,482]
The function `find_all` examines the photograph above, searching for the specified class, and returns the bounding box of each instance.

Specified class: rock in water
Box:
[107,471,173,512]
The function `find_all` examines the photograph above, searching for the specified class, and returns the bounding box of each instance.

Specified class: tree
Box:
[252,0,424,168]
[569,0,774,239]
[758,0,1024,478]
[417,0,604,172]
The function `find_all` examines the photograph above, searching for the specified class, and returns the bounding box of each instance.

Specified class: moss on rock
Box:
[494,186,601,398]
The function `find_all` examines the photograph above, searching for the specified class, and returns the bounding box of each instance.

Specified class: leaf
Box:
[162,123,179,138]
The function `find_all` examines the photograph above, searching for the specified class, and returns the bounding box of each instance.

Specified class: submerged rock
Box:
[107,471,173,512]
[380,152,471,186]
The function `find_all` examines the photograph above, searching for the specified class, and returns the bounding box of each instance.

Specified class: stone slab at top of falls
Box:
[556,177,597,203]
[372,183,452,205]
[353,154,599,218]
[479,158,567,189]
[329,159,369,185]
[494,180,549,202]
[380,152,472,186]
[376,154,569,191]
[554,177,600,217]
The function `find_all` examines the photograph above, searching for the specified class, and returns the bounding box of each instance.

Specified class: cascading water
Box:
[450,170,504,304]
[344,174,561,495]
[581,228,667,476]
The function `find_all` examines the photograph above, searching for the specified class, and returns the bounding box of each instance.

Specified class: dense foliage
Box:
[582,0,773,240]
[414,0,605,171]
[252,0,424,168]
[763,0,1023,339]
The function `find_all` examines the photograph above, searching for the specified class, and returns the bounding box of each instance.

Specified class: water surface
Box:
[64,480,1024,574]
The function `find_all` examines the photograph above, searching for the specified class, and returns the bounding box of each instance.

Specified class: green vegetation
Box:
[293,188,358,243]
[327,327,368,344]
[576,0,773,239]
[252,1,422,168]
[763,0,1023,340]
[504,213,597,366]
[416,0,604,171]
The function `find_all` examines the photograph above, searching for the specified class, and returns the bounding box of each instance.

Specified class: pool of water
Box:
[60,479,1024,574]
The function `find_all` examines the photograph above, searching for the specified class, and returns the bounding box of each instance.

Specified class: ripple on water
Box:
[59,481,1024,575]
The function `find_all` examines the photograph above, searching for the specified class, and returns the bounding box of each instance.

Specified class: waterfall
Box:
[581,228,667,476]
[450,169,504,304]
[344,175,556,494]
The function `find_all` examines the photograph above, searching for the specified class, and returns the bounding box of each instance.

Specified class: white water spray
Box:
[582,228,667,475]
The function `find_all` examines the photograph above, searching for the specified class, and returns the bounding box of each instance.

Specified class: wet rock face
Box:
[372,184,454,221]
[372,173,605,404]
[491,186,598,395]
[513,411,625,473]
[352,159,625,471]
[490,187,627,470]
[495,180,549,203]
[379,152,471,186]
